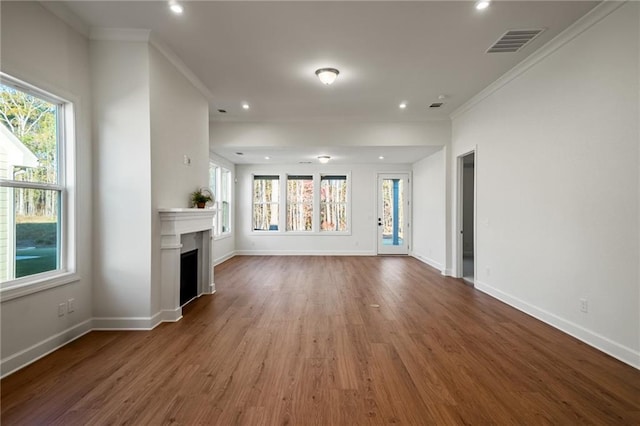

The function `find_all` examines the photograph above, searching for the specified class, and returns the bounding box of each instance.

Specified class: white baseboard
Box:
[474,280,640,370]
[213,251,236,266]
[441,268,453,277]
[410,253,444,272]
[1,319,93,378]
[92,310,165,330]
[235,250,376,256]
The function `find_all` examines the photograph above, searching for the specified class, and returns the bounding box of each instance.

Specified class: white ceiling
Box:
[53,0,598,163]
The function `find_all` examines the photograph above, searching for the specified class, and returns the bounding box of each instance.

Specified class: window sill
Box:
[0,271,80,302]
[214,233,233,241]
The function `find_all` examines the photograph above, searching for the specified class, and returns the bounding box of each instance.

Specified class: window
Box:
[209,163,232,237]
[287,175,313,231]
[0,77,70,285]
[253,175,279,231]
[251,172,350,234]
[321,175,348,232]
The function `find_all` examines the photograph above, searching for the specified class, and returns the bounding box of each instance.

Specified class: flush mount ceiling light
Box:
[318,155,331,164]
[315,68,339,85]
[242,103,250,110]
[399,102,407,109]
[169,1,184,14]
[475,0,491,10]
[379,156,385,160]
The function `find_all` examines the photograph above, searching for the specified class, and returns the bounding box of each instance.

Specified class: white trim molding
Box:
[411,253,444,272]
[450,1,626,120]
[0,319,93,378]
[475,280,640,370]
[214,251,237,266]
[235,250,376,257]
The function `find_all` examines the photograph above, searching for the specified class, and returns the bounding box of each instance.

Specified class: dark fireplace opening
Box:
[180,249,198,306]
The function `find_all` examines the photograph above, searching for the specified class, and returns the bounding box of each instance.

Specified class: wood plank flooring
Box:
[2,256,639,424]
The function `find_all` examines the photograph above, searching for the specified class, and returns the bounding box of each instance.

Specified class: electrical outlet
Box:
[580,298,588,313]
[58,303,66,317]
[183,155,191,165]
[67,298,75,313]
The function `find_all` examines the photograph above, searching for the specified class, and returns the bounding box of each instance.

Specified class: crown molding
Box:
[149,34,214,101]
[39,1,90,37]
[89,28,151,42]
[450,0,627,121]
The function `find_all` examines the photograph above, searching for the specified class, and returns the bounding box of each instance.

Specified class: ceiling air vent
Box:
[429,102,443,108]
[487,29,544,53]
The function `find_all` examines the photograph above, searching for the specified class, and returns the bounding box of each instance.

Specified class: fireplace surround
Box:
[158,208,215,321]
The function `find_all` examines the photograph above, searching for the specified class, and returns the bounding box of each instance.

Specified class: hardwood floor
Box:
[2,256,639,425]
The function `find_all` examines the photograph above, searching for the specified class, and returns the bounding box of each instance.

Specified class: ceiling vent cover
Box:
[429,102,443,108]
[487,29,544,53]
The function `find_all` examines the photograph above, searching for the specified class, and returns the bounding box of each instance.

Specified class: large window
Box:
[209,163,232,237]
[253,175,279,231]
[320,175,348,232]
[287,175,313,231]
[0,77,69,285]
[252,172,349,234]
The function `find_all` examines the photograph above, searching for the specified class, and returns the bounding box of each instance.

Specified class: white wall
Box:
[449,2,639,367]
[209,152,236,265]
[411,149,446,271]
[91,39,153,320]
[235,162,411,255]
[0,2,93,375]
[149,45,210,314]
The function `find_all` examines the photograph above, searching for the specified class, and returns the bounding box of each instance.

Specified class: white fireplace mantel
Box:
[158,208,215,322]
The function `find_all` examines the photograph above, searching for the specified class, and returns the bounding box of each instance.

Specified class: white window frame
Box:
[252,174,281,232]
[209,162,232,239]
[0,73,78,301]
[251,171,351,235]
[286,174,314,232]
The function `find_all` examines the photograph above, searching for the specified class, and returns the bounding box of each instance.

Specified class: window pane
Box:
[253,176,279,203]
[253,203,279,231]
[320,176,347,231]
[320,203,347,231]
[0,84,58,185]
[221,169,231,233]
[0,186,60,282]
[209,164,218,198]
[287,176,313,231]
[321,176,347,203]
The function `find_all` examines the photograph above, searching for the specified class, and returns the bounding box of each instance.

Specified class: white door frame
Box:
[376,173,411,255]
[456,149,477,282]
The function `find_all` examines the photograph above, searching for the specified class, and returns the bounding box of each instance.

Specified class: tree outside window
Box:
[287,175,313,231]
[253,175,279,231]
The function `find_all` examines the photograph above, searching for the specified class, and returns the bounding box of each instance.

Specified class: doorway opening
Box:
[458,152,475,284]
[377,173,410,255]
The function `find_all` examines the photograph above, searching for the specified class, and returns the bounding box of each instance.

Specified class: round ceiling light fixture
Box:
[169,1,184,14]
[315,68,340,85]
[318,155,331,164]
[475,0,491,10]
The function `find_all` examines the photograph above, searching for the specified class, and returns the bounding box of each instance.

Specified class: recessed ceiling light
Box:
[399,103,407,109]
[475,0,490,10]
[242,103,250,110]
[315,68,339,85]
[379,156,385,160]
[264,156,270,160]
[318,155,331,164]
[169,1,184,14]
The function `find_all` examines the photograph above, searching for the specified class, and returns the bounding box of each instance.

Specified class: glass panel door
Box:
[377,174,409,255]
